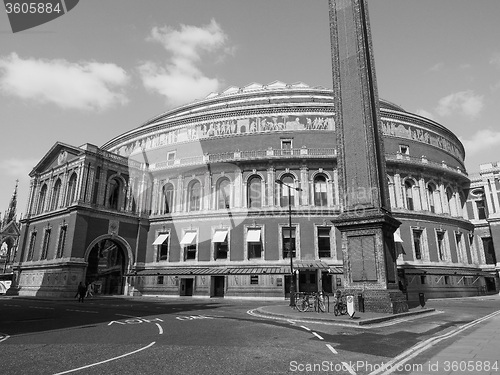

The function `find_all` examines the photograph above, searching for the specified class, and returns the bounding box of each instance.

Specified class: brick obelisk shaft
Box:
[329,0,408,313]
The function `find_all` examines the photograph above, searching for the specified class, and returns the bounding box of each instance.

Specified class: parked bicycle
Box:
[333,290,348,316]
[294,291,326,313]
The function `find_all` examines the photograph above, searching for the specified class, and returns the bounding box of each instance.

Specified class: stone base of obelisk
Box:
[333,209,409,314]
[343,288,408,314]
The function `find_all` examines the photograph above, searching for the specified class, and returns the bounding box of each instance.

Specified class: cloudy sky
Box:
[1,0,499,216]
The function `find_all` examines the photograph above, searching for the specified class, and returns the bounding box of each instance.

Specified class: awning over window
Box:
[127,266,288,276]
[180,232,197,245]
[246,229,261,242]
[394,232,404,243]
[212,230,228,243]
[152,233,169,245]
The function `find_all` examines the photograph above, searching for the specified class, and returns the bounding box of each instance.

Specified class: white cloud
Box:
[428,62,445,72]
[139,19,231,107]
[490,53,500,69]
[415,109,436,121]
[435,90,484,119]
[461,129,500,156]
[0,53,129,111]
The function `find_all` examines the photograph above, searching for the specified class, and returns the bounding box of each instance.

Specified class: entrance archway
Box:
[86,238,127,295]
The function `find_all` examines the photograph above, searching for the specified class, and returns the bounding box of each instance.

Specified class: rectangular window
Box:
[180,231,197,261]
[420,275,427,284]
[27,232,37,261]
[281,139,292,155]
[476,200,487,220]
[213,230,229,260]
[41,228,51,260]
[157,276,164,284]
[455,232,466,263]
[167,151,176,165]
[250,275,259,285]
[56,225,67,258]
[413,229,423,260]
[317,227,331,258]
[444,276,450,285]
[246,228,262,259]
[482,237,497,265]
[154,233,170,261]
[437,231,446,261]
[282,227,296,259]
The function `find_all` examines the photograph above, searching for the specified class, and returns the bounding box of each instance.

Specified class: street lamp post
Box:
[275,179,302,307]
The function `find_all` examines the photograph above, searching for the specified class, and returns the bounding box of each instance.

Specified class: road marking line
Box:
[29,306,54,310]
[312,332,324,340]
[300,325,311,331]
[326,343,337,354]
[66,309,98,314]
[52,341,156,375]
[156,323,163,335]
[0,334,10,343]
[342,361,357,375]
[369,309,500,375]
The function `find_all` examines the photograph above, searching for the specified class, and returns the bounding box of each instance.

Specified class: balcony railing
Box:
[386,153,468,176]
[150,147,336,171]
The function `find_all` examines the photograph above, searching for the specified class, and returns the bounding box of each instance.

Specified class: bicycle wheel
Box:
[295,297,308,312]
[333,304,340,316]
[340,303,348,315]
[317,298,326,313]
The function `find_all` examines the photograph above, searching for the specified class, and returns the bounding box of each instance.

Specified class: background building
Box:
[11,82,499,302]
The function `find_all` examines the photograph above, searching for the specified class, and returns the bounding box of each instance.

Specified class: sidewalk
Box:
[406,310,500,375]
[254,303,436,326]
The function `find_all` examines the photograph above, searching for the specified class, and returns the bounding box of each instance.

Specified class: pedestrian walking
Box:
[85,282,93,298]
[76,281,86,302]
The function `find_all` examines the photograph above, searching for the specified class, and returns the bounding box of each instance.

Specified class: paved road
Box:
[0,296,498,374]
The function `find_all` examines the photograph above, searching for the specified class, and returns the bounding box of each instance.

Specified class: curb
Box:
[254,306,436,326]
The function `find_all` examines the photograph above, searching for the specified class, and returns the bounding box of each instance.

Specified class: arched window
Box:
[247,176,262,208]
[188,180,201,211]
[51,179,62,211]
[314,175,328,207]
[37,184,48,214]
[162,183,174,214]
[217,178,231,209]
[427,183,436,213]
[279,175,295,207]
[404,180,414,210]
[66,173,78,206]
[108,178,121,210]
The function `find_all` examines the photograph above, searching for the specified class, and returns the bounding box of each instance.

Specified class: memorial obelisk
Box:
[329,0,408,313]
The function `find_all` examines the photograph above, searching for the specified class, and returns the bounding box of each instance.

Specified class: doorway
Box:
[86,239,126,295]
[180,278,194,296]
[298,270,317,293]
[211,276,225,297]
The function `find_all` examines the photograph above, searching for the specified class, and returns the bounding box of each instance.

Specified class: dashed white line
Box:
[300,325,311,331]
[156,323,163,335]
[29,306,54,310]
[326,343,338,354]
[312,332,324,340]
[65,309,98,314]
[52,341,156,375]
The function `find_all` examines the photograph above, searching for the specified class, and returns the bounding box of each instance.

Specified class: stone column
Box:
[267,167,275,207]
[300,166,308,206]
[393,174,404,208]
[329,0,406,313]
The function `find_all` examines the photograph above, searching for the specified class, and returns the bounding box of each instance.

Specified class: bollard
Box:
[357,293,365,313]
[418,292,425,308]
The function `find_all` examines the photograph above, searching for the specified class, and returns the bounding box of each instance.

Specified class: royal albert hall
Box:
[12,81,499,302]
